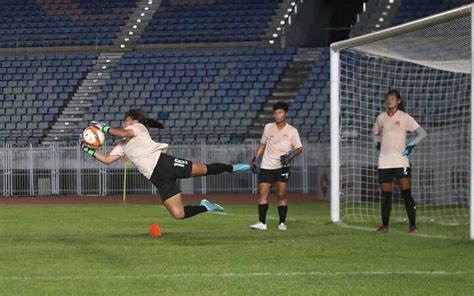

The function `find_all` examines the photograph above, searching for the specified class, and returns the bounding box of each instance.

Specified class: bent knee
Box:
[169,209,185,220]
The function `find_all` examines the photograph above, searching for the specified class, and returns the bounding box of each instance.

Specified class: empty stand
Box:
[288,48,330,142]
[0,0,137,48]
[138,0,281,44]
[247,48,322,138]
[0,53,96,144]
[69,47,295,144]
[392,0,472,26]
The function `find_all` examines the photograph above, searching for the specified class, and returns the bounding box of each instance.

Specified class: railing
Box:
[0,141,330,197]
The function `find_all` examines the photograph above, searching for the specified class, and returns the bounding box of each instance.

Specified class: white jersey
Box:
[260,122,302,170]
[373,110,420,169]
[110,122,169,179]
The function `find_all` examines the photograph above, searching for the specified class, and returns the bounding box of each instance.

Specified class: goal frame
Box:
[329,4,474,240]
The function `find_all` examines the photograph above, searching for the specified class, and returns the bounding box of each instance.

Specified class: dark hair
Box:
[125,109,164,129]
[386,89,405,112]
[273,102,289,112]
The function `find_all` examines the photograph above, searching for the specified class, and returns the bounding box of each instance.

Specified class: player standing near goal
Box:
[373,90,427,234]
[250,102,303,231]
[80,109,250,220]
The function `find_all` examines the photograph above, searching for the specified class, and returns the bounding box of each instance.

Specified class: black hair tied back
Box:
[125,109,164,129]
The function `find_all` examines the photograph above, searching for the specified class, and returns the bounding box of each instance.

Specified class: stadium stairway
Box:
[350,0,401,37]
[42,52,124,144]
[111,0,162,51]
[261,0,295,46]
[247,47,321,138]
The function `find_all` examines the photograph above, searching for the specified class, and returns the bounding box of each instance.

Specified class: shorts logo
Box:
[174,158,188,167]
[403,167,408,175]
[281,173,289,179]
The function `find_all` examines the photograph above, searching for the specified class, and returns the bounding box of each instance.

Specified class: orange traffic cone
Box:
[149,223,161,237]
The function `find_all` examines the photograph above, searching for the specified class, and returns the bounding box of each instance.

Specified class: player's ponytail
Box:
[125,109,164,129]
[386,89,405,112]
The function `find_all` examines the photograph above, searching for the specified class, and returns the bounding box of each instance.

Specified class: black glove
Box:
[280,150,295,166]
[251,156,259,174]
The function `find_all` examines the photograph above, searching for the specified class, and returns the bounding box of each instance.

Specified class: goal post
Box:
[330,4,473,239]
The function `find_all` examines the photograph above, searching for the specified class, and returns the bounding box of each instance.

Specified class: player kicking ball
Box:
[373,90,427,234]
[250,102,303,231]
[80,109,250,220]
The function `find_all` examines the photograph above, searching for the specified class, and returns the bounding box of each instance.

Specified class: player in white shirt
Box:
[80,109,250,221]
[373,90,427,234]
[249,102,303,231]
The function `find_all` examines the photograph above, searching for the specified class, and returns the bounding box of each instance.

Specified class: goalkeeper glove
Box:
[79,136,96,157]
[280,150,295,166]
[90,120,111,134]
[402,140,416,157]
[251,156,259,174]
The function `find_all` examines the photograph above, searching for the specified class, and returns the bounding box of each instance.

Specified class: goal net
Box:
[330,4,473,238]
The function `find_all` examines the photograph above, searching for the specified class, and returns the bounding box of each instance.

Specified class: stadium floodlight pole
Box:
[330,48,340,223]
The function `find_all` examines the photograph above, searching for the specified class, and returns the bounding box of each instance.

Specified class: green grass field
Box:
[0,202,472,295]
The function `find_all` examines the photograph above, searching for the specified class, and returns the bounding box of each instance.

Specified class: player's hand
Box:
[79,136,96,157]
[402,140,416,157]
[251,156,259,174]
[280,150,295,166]
[90,121,111,134]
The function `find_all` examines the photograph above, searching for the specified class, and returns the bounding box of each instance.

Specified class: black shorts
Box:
[378,167,411,183]
[149,153,193,202]
[258,167,290,184]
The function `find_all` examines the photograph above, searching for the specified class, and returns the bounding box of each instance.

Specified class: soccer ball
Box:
[82,126,105,149]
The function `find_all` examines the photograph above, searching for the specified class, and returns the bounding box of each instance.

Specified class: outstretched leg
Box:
[163,193,207,220]
[191,163,233,177]
[190,162,250,177]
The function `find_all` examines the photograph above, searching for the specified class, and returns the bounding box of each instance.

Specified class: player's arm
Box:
[280,146,302,166]
[292,147,303,157]
[91,121,135,139]
[402,126,427,157]
[402,115,427,157]
[373,117,381,151]
[93,150,121,165]
[254,143,266,158]
[80,143,121,165]
[280,129,303,166]
[251,143,266,174]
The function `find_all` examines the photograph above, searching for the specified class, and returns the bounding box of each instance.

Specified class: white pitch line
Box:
[336,223,455,240]
[0,270,465,281]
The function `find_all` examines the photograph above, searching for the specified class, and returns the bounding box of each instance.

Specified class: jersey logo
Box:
[395,120,401,128]
[174,158,188,167]
[283,134,289,139]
